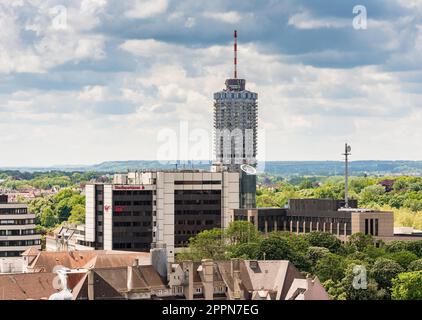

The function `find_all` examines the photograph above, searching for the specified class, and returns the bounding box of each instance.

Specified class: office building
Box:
[85,170,239,262]
[231,198,396,242]
[0,195,41,273]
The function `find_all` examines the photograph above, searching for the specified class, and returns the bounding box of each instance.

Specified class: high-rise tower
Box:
[213,30,258,208]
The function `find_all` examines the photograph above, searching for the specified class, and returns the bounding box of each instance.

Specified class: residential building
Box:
[213,30,257,208]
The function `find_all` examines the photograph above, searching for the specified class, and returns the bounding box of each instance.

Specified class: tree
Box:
[340,264,387,300]
[391,271,422,300]
[314,253,346,282]
[40,207,58,228]
[359,185,385,205]
[307,246,330,264]
[385,241,407,253]
[68,204,85,224]
[408,259,422,272]
[371,258,404,291]
[178,229,227,261]
[347,233,374,252]
[405,241,422,258]
[226,221,261,244]
[258,235,291,261]
[387,251,419,269]
[305,231,341,252]
[229,242,260,260]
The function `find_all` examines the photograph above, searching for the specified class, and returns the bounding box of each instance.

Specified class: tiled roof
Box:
[28,250,150,272]
[21,246,40,257]
[0,273,59,300]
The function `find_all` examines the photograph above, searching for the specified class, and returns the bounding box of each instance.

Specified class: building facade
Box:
[212,31,258,209]
[85,170,239,262]
[231,199,395,242]
[0,195,41,273]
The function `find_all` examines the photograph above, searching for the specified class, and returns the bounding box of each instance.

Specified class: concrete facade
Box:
[85,170,239,262]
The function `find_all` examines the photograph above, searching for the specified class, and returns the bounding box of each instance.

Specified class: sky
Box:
[0,0,422,166]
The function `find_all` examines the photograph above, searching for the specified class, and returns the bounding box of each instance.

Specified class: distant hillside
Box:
[1,160,421,176]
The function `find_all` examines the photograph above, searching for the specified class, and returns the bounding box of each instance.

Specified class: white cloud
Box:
[203,11,242,24]
[125,0,168,19]
[288,11,349,29]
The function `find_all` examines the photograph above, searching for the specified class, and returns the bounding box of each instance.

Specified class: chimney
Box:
[127,265,134,293]
[183,261,194,300]
[150,245,168,278]
[87,269,95,300]
[201,259,214,300]
[231,259,242,299]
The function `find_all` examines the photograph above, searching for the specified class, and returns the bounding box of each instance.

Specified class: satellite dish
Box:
[347,145,352,153]
[240,164,257,175]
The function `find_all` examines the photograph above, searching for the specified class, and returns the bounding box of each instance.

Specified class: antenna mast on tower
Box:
[342,143,352,208]
[234,30,238,79]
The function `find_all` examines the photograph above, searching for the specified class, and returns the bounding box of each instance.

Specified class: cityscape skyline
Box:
[1,0,422,167]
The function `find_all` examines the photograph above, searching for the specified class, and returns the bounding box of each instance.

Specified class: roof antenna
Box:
[234,30,237,79]
[342,143,352,208]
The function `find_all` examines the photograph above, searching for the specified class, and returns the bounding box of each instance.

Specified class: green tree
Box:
[408,259,422,272]
[387,251,419,269]
[340,264,387,300]
[305,231,341,252]
[405,241,422,258]
[68,204,85,224]
[371,258,404,291]
[347,233,374,252]
[226,221,261,244]
[391,271,422,300]
[314,253,346,282]
[229,242,260,260]
[40,207,58,228]
[178,229,227,261]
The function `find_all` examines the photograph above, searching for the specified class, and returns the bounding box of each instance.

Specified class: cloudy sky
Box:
[0,0,421,166]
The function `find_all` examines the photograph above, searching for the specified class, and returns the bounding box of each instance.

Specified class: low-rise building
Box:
[231,199,395,242]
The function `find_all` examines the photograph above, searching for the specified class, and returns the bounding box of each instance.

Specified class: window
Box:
[365,219,369,235]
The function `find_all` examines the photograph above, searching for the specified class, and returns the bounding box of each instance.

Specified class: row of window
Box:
[174,200,220,205]
[174,190,221,195]
[113,191,154,196]
[113,242,150,249]
[0,229,36,236]
[113,221,152,227]
[174,181,221,185]
[0,219,35,225]
[0,208,28,215]
[175,210,221,215]
[176,220,216,226]
[114,201,153,206]
[112,211,153,217]
[0,239,40,246]
[113,231,151,238]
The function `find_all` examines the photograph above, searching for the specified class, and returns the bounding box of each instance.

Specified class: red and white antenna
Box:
[234,30,237,79]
